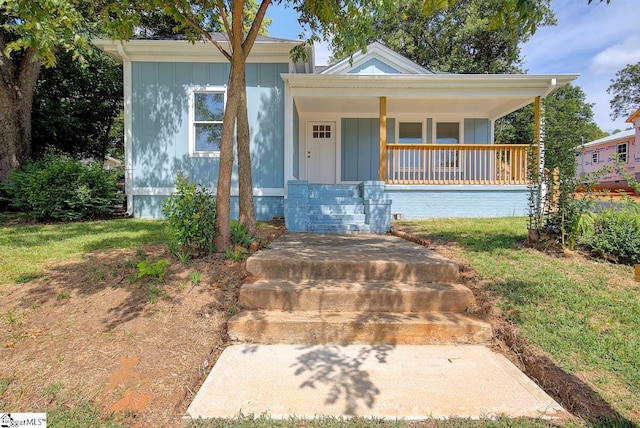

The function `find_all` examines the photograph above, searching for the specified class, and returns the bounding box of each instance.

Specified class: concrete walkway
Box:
[186,233,568,422]
[186,344,567,421]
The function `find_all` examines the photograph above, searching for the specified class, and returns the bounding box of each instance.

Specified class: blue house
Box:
[95,35,577,233]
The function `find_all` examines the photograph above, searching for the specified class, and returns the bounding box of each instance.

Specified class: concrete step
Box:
[308,204,365,215]
[308,184,360,198]
[228,310,492,345]
[240,279,474,313]
[246,251,459,282]
[308,197,363,205]
[308,214,367,223]
[307,223,371,234]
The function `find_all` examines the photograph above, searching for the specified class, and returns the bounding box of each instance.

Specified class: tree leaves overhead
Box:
[496,85,607,148]
[341,0,554,74]
[1,0,89,68]
[607,62,640,121]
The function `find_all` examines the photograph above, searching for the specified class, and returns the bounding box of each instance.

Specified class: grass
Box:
[188,414,570,428]
[397,217,640,422]
[0,217,166,284]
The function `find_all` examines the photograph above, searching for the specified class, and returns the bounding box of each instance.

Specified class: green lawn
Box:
[396,217,640,424]
[0,216,166,284]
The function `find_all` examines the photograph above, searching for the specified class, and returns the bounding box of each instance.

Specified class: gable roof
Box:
[320,42,434,75]
[579,129,635,149]
[626,107,640,124]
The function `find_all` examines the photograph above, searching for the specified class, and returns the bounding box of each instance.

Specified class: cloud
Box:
[590,36,640,74]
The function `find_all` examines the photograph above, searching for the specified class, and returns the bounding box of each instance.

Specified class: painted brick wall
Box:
[132,196,284,220]
[385,186,529,219]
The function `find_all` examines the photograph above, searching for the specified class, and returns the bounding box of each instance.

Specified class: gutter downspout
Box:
[117,42,134,216]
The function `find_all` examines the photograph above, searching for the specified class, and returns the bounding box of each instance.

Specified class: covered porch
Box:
[282,74,572,187]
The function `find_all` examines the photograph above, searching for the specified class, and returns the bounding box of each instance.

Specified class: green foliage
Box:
[607,61,640,120]
[190,270,202,286]
[230,221,253,248]
[337,0,554,74]
[31,48,123,160]
[1,0,89,68]
[583,205,640,265]
[5,151,122,221]
[162,173,217,257]
[524,85,607,245]
[224,247,245,261]
[137,258,170,283]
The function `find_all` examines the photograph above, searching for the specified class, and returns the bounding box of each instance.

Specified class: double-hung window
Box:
[592,152,599,165]
[190,88,225,156]
[617,142,628,163]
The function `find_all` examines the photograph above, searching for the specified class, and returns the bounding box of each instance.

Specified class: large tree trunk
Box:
[236,69,257,236]
[0,47,40,182]
[213,56,242,252]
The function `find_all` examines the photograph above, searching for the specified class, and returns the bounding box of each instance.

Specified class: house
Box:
[94,35,577,233]
[576,108,639,193]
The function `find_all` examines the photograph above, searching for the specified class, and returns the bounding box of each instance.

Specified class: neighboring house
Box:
[95,36,577,233]
[576,108,639,193]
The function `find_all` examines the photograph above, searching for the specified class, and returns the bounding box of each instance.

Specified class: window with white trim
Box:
[398,122,422,143]
[190,88,225,156]
[617,142,628,163]
[592,151,599,164]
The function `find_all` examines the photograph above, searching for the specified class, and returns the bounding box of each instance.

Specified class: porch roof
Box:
[282,73,578,121]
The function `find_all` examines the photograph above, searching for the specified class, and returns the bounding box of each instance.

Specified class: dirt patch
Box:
[391,225,636,425]
[0,223,284,426]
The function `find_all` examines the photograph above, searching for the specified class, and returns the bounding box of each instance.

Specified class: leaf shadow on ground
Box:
[291,345,394,415]
[6,245,227,332]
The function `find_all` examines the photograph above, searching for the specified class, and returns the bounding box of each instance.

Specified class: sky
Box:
[265,0,640,135]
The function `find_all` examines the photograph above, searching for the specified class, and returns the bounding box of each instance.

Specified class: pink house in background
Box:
[576,108,640,193]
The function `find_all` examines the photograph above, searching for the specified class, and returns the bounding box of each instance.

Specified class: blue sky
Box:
[266,0,640,134]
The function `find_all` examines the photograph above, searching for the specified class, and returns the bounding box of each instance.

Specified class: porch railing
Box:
[385,143,531,185]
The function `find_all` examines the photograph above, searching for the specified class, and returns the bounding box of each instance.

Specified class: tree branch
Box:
[215,0,233,42]
[242,0,272,59]
[179,10,232,61]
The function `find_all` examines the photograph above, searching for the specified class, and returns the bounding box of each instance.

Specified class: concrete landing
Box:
[185,344,568,422]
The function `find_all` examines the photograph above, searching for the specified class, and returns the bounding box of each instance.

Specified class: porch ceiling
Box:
[284,73,579,121]
[294,96,534,120]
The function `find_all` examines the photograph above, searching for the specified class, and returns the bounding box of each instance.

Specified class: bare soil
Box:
[1,221,633,426]
[0,223,284,427]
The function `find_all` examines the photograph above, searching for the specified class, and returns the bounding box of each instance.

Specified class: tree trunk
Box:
[0,48,40,182]
[236,69,257,236]
[213,57,242,252]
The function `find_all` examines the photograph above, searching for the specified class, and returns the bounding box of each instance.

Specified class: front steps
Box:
[228,234,492,346]
[285,181,392,234]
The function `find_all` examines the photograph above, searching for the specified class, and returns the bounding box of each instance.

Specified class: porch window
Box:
[436,122,459,144]
[436,122,460,168]
[399,122,422,143]
[617,142,628,163]
[189,88,226,156]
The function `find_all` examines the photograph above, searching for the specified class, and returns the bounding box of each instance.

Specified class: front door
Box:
[306,121,336,184]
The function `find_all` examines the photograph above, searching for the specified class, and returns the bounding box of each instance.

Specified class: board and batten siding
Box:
[347,58,402,75]
[130,61,288,219]
[341,118,395,182]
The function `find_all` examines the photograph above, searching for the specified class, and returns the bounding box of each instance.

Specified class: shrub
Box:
[5,151,121,220]
[582,204,640,265]
[162,173,217,257]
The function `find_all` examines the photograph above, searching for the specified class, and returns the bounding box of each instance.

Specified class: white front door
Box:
[306,121,336,184]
